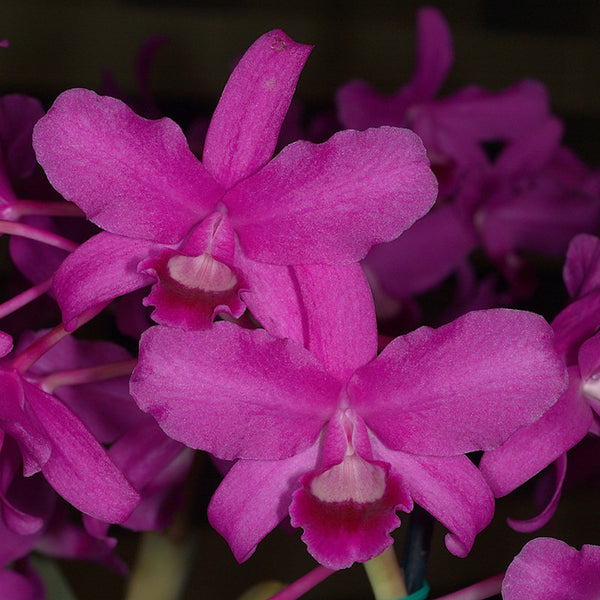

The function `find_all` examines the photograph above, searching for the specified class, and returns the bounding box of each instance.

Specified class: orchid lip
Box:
[166,252,238,293]
[310,451,386,504]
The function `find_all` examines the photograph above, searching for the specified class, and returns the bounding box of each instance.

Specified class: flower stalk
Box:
[364,546,408,600]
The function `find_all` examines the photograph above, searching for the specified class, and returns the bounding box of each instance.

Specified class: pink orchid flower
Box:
[479,235,600,531]
[130,307,565,569]
[33,29,437,332]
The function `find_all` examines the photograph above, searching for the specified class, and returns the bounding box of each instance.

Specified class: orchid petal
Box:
[410,7,453,100]
[208,443,319,563]
[349,309,566,455]
[502,538,600,600]
[479,368,592,497]
[203,30,312,188]
[228,127,437,264]
[131,323,340,460]
[563,233,600,300]
[242,260,377,380]
[363,203,476,298]
[53,232,155,331]
[371,437,494,558]
[495,118,563,175]
[553,292,600,365]
[33,88,223,243]
[506,454,567,533]
[22,381,140,522]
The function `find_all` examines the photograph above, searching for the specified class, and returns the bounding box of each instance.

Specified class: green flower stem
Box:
[123,527,194,600]
[364,546,408,600]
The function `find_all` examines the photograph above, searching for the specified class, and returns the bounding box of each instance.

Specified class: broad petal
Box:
[241,259,377,381]
[349,309,567,455]
[203,30,312,188]
[23,381,140,523]
[228,127,437,264]
[478,368,592,497]
[480,182,600,260]
[33,88,223,243]
[418,80,551,146]
[207,443,319,563]
[371,437,494,558]
[131,323,340,460]
[53,231,155,331]
[236,256,305,342]
[502,538,600,600]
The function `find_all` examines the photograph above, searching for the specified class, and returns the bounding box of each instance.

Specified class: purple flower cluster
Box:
[0,7,598,599]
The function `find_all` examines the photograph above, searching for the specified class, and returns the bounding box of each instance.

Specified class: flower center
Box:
[166,252,238,293]
[310,452,386,504]
[583,374,600,404]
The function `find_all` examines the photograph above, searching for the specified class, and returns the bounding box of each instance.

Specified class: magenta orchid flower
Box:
[502,538,600,600]
[130,307,565,569]
[479,234,600,531]
[33,29,437,332]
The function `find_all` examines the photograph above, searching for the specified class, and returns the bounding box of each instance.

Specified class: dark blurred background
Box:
[1,0,599,159]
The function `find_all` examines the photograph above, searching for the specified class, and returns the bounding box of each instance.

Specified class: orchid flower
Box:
[479,234,600,531]
[33,29,437,333]
[130,305,565,569]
